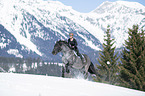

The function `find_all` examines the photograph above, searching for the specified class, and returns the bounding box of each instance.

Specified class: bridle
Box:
[53,42,62,54]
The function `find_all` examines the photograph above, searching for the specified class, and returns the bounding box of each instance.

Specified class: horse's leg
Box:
[62,57,70,77]
[65,63,70,73]
[83,62,90,79]
[83,71,88,79]
[79,67,88,79]
[62,65,65,77]
[88,62,100,76]
[62,63,73,78]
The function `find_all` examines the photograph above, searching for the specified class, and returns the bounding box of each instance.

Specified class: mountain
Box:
[0,24,39,58]
[0,0,145,63]
[90,1,145,47]
[0,73,145,96]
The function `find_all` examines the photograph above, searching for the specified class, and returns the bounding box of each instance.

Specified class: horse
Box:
[52,40,98,79]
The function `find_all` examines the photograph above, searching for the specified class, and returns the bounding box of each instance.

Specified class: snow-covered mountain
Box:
[0,24,40,58]
[0,73,145,96]
[0,0,145,62]
[90,1,145,47]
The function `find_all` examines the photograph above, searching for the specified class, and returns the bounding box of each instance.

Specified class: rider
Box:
[68,33,84,63]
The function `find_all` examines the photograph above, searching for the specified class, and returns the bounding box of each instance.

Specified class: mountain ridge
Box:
[0,0,145,63]
[92,1,145,13]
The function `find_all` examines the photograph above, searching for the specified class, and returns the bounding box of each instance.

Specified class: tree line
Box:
[94,25,145,91]
[0,57,62,77]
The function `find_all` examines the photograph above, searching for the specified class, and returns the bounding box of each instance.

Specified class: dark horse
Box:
[52,40,98,78]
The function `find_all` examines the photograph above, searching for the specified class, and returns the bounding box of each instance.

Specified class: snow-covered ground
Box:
[0,73,145,96]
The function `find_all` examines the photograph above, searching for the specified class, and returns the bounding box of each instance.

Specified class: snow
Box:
[7,49,23,58]
[0,42,7,49]
[116,1,145,9]
[0,0,42,56]
[107,61,110,65]
[0,0,145,54]
[0,73,145,96]
[8,66,16,73]
[89,1,145,48]
[77,32,101,51]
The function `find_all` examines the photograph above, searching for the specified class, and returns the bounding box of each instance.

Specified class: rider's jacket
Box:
[68,38,78,50]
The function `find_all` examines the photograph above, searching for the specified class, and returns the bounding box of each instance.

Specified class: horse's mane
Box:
[57,40,69,47]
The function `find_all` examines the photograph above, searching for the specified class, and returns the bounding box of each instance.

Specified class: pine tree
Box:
[95,25,119,85]
[120,25,145,91]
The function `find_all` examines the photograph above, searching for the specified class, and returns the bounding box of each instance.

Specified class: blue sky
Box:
[51,0,145,13]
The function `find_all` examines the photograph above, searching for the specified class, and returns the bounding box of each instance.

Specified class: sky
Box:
[51,0,145,13]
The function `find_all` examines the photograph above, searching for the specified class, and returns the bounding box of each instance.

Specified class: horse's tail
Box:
[88,62,100,76]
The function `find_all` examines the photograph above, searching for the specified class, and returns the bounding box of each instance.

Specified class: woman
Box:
[68,33,84,62]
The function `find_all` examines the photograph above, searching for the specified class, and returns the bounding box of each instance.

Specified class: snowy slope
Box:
[0,73,145,96]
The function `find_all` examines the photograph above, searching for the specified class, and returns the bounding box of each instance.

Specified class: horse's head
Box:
[52,40,63,55]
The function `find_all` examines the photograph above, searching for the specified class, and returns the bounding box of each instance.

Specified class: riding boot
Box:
[75,48,85,63]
